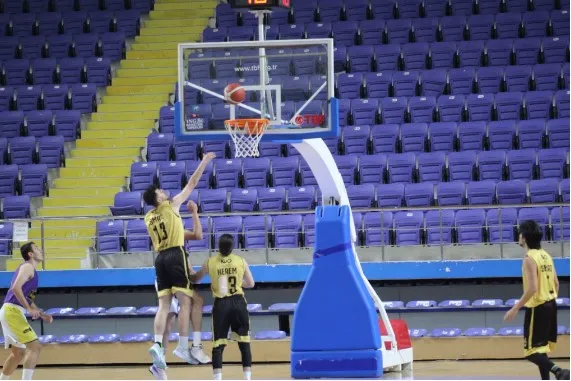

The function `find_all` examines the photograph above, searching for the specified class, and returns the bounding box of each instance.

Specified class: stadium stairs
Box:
[7,0,216,271]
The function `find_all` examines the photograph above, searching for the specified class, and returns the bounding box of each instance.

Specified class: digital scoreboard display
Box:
[229,0,291,9]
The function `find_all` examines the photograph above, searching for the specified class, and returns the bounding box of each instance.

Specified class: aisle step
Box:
[50,188,119,198]
[106,83,174,95]
[54,177,126,188]
[66,157,136,168]
[116,67,178,77]
[103,94,169,103]
[27,226,95,239]
[112,77,177,86]
[96,102,165,113]
[131,42,180,51]
[86,121,155,130]
[150,9,213,18]
[38,207,110,217]
[60,167,130,178]
[154,3,215,11]
[140,26,205,36]
[135,34,200,44]
[91,110,158,121]
[126,50,178,59]
[71,148,142,158]
[145,19,207,28]
[43,197,111,207]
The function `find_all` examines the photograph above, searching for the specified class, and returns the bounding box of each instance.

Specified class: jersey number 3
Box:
[153,222,168,244]
[228,276,237,294]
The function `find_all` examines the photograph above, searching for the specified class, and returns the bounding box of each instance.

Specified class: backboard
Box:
[174,39,338,143]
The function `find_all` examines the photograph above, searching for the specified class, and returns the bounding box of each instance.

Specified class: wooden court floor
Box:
[9,360,571,380]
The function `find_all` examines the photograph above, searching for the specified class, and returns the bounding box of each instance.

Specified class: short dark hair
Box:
[20,242,35,260]
[219,234,234,256]
[519,220,543,250]
[143,184,160,207]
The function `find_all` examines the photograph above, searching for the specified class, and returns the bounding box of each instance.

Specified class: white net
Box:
[224,119,269,158]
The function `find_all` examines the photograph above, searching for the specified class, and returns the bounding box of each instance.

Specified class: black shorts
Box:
[212,294,250,348]
[154,246,193,298]
[524,299,557,356]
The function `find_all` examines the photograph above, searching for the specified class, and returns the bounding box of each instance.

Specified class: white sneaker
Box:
[149,364,168,380]
[173,346,199,365]
[191,344,212,364]
[149,343,167,370]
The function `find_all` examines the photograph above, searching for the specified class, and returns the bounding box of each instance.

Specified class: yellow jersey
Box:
[144,201,185,252]
[523,249,557,308]
[207,254,245,299]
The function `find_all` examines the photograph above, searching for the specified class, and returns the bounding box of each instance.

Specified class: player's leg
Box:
[190,290,211,364]
[0,347,25,379]
[150,311,176,380]
[149,253,172,369]
[21,340,41,380]
[230,296,252,381]
[212,299,231,380]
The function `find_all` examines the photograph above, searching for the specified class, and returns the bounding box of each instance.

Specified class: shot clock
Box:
[229,0,291,9]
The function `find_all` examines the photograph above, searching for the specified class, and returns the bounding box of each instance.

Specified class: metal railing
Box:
[0,202,568,270]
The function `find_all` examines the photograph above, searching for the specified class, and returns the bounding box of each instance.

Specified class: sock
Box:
[154,335,163,346]
[526,353,555,380]
[193,331,201,347]
[21,369,33,380]
[214,372,222,380]
[178,335,189,349]
[0,373,10,380]
[551,365,562,374]
[244,371,251,380]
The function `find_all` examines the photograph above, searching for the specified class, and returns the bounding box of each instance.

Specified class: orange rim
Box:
[225,119,270,135]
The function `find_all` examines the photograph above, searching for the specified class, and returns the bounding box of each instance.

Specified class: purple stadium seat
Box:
[10,14,36,38]
[173,141,198,161]
[0,166,18,197]
[351,100,378,126]
[268,303,296,312]
[16,86,41,112]
[375,44,401,72]
[404,183,434,207]
[184,216,208,252]
[477,67,504,94]
[431,328,462,337]
[495,12,522,39]
[215,3,237,27]
[76,306,106,315]
[417,152,446,183]
[242,158,269,187]
[409,329,428,338]
[125,219,151,252]
[4,60,31,87]
[517,120,546,150]
[115,10,140,37]
[0,222,13,255]
[542,37,568,64]
[386,19,412,44]
[288,186,315,210]
[44,307,75,316]
[513,40,541,68]
[534,64,563,91]
[106,306,136,315]
[213,159,241,189]
[392,71,420,97]
[271,157,299,187]
[497,180,527,204]
[110,191,143,216]
[420,69,447,98]
[278,24,304,40]
[334,155,358,185]
[440,299,470,308]
[96,220,124,254]
[376,183,404,207]
[229,189,257,213]
[467,14,495,40]
[555,90,570,118]
[3,195,30,219]
[88,334,120,343]
[488,120,516,150]
[73,34,100,58]
[519,207,550,238]
[402,43,429,71]
[529,178,560,203]
[347,46,374,74]
[458,41,485,68]
[0,38,19,61]
[412,17,438,43]
[273,214,302,248]
[560,179,570,202]
[146,133,173,162]
[538,148,567,179]
[498,327,522,336]
[25,111,51,138]
[0,87,15,113]
[467,180,496,205]
[371,124,399,154]
[257,187,286,212]
[364,73,391,102]
[359,154,386,184]
[486,208,517,243]
[521,11,549,38]
[61,58,88,84]
[556,298,570,306]
[157,161,185,194]
[11,137,36,166]
[0,111,24,138]
[464,328,496,337]
[472,299,503,307]
[30,59,56,86]
[448,151,477,182]
[437,95,465,122]
[551,206,570,241]
[347,184,375,208]
[505,65,533,93]
[243,215,272,249]
[0,138,7,165]
[400,123,428,152]
[337,73,363,99]
[100,32,125,61]
[86,57,111,87]
[551,10,570,36]
[449,68,476,96]
[43,85,71,111]
[387,153,416,183]
[408,97,436,123]
[255,331,287,340]
[428,123,456,153]
[394,211,423,246]
[455,209,486,243]
[478,150,506,181]
[546,119,569,149]
[87,11,115,34]
[203,27,227,43]
[303,213,315,247]
[363,211,392,246]
[507,149,536,180]
[199,189,227,213]
[129,162,156,192]
[425,209,455,245]
[20,36,47,60]
[120,333,152,343]
[332,21,358,46]
[58,335,89,344]
[524,91,553,120]
[487,39,514,67]
[431,42,457,70]
[406,300,437,308]
[212,216,242,250]
[38,136,64,168]
[71,84,96,113]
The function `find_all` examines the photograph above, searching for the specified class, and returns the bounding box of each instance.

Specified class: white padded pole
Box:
[291,139,397,351]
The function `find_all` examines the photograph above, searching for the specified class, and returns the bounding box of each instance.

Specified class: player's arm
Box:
[171,152,216,209]
[189,260,209,283]
[553,265,560,295]
[11,264,39,317]
[505,256,537,321]
[30,302,53,323]
[183,200,203,241]
[242,259,255,289]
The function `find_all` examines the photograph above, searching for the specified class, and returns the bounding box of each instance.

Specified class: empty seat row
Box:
[1,57,110,87]
[0,33,126,61]
[0,84,96,113]
[0,110,80,141]
[0,135,66,167]
[215,0,568,27]
[0,0,151,14]
[0,9,141,37]
[0,194,30,218]
[97,205,570,252]
[0,163,50,197]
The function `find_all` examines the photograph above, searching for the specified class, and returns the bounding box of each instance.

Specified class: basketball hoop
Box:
[224,118,270,158]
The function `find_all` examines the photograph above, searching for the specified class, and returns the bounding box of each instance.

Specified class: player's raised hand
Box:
[187,200,198,214]
[202,152,216,163]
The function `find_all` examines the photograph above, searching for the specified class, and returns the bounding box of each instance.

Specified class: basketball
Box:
[224,83,246,104]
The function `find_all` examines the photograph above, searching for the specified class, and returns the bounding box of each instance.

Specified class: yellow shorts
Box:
[0,303,37,349]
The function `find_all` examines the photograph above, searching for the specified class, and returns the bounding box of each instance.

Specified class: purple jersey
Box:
[3,263,38,307]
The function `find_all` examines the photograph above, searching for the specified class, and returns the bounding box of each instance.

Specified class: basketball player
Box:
[144,151,216,370]
[191,234,255,381]
[504,220,570,380]
[149,200,211,380]
[0,242,53,380]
